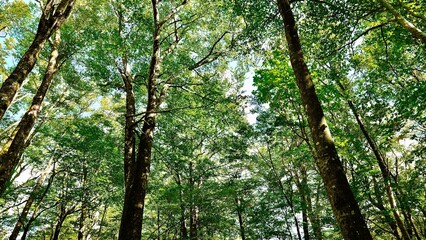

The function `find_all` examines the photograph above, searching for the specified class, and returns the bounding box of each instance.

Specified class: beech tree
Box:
[0,0,75,120]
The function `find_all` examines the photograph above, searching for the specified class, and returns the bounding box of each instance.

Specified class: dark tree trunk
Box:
[97,205,107,239]
[123,71,136,187]
[189,162,198,240]
[78,168,88,240]
[0,31,61,196]
[296,166,310,240]
[336,80,410,240]
[300,165,322,240]
[51,205,70,240]
[275,1,372,239]
[0,0,75,120]
[9,161,53,240]
[235,197,246,240]
[177,175,188,239]
[118,2,162,239]
[369,178,401,240]
[20,171,55,240]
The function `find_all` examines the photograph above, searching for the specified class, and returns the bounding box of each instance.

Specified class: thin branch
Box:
[322,21,391,59]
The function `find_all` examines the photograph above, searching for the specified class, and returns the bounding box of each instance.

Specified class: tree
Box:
[0,30,63,196]
[0,0,75,120]
[275,0,372,239]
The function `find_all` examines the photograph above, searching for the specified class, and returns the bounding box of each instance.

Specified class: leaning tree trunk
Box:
[0,30,61,196]
[369,178,401,239]
[275,1,372,239]
[9,160,54,240]
[20,171,56,240]
[0,0,75,120]
[336,80,411,240]
[378,0,426,44]
[51,204,71,240]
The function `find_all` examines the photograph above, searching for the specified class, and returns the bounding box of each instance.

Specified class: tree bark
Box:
[369,178,401,239]
[51,204,71,240]
[20,170,56,240]
[97,205,107,239]
[0,0,75,120]
[122,68,136,187]
[235,197,246,240]
[336,80,411,240]
[189,162,198,240]
[378,0,426,44]
[275,1,372,239]
[0,30,61,196]
[77,167,88,240]
[295,165,310,240]
[177,174,188,239]
[9,160,53,240]
[118,1,162,239]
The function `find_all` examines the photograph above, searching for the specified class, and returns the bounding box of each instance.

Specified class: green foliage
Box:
[0,0,425,239]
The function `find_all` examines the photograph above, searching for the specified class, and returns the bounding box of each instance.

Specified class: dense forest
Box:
[0,0,425,239]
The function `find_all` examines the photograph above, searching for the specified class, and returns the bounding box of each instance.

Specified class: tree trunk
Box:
[189,162,198,240]
[296,166,310,240]
[275,1,372,239]
[336,80,411,240]
[235,197,246,240]
[0,30,61,196]
[123,70,136,187]
[51,205,70,240]
[118,2,162,239]
[78,167,88,240]
[378,0,426,44]
[301,165,322,240]
[0,0,75,120]
[97,205,107,239]
[20,171,56,240]
[177,175,188,239]
[369,178,401,240]
[265,143,302,240]
[9,160,53,240]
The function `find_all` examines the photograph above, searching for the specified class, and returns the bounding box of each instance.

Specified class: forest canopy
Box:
[0,0,425,239]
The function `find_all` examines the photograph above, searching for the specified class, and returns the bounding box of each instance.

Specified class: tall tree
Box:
[0,30,62,196]
[275,0,372,239]
[0,0,75,120]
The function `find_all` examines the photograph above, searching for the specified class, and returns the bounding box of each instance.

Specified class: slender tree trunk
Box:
[97,205,107,239]
[369,178,401,239]
[51,205,70,240]
[20,171,56,240]
[0,30,61,196]
[189,161,198,240]
[378,0,426,44]
[0,0,75,120]
[177,175,188,239]
[77,204,86,240]
[123,71,136,187]
[265,143,302,240]
[235,197,246,240]
[275,1,372,239]
[78,168,88,240]
[401,208,422,240]
[296,166,310,240]
[9,160,53,240]
[157,206,161,240]
[336,80,411,240]
[300,165,322,240]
